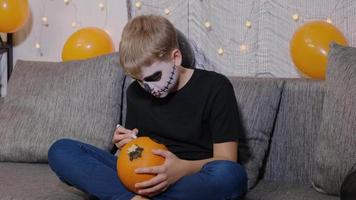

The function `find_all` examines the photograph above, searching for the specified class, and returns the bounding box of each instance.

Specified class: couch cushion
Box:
[263,79,325,183]
[0,53,125,162]
[0,162,89,200]
[228,77,283,189]
[312,43,356,195]
[244,181,338,200]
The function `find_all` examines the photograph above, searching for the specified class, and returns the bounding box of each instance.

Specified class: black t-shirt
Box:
[125,69,241,160]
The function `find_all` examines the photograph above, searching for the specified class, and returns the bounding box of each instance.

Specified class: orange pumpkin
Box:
[117,137,167,193]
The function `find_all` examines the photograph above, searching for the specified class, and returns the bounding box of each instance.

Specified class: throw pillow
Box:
[0,52,125,162]
[228,77,283,189]
[312,43,356,195]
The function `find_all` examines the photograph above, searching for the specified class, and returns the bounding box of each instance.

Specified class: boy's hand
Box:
[134,149,187,197]
[112,125,138,150]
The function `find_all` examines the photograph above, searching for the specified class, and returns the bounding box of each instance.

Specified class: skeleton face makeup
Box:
[137,61,179,98]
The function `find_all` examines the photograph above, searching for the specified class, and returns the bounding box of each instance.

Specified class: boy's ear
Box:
[171,48,182,66]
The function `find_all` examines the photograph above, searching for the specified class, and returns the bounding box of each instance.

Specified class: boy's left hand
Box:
[134,149,187,197]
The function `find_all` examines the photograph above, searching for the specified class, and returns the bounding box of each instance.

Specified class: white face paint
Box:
[137,60,179,98]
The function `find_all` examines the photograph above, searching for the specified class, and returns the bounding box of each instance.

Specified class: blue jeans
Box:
[48,138,247,200]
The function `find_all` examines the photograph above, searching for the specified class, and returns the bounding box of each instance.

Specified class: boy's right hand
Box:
[112,125,138,150]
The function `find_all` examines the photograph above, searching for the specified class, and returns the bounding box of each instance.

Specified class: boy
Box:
[48,15,247,200]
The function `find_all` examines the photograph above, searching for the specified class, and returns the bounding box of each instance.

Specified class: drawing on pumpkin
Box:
[127,144,144,161]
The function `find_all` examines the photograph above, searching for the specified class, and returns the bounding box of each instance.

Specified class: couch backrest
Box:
[262,79,325,184]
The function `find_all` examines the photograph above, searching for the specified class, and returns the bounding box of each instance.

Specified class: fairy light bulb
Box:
[42,16,48,23]
[326,18,332,24]
[245,20,252,28]
[98,2,105,10]
[135,1,142,9]
[71,21,77,28]
[164,8,170,15]
[41,16,49,26]
[217,47,224,55]
[35,43,41,49]
[64,0,70,5]
[239,44,247,52]
[204,21,211,30]
[292,13,299,21]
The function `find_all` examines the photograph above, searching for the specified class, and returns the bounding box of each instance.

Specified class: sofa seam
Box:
[258,80,286,181]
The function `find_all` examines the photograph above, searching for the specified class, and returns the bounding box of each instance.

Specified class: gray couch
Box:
[0,55,340,199]
[5,42,356,200]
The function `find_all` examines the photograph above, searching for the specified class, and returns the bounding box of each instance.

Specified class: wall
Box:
[1,0,128,96]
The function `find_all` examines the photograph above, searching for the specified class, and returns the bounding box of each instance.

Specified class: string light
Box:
[164,8,170,15]
[29,0,344,63]
[35,42,41,49]
[292,13,299,21]
[290,0,341,24]
[135,1,142,9]
[326,17,333,24]
[217,47,224,55]
[98,2,105,10]
[129,0,345,77]
[245,20,252,28]
[41,16,48,26]
[33,0,109,53]
[204,21,211,30]
[239,44,248,52]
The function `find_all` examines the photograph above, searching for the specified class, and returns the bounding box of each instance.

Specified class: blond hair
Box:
[119,15,178,79]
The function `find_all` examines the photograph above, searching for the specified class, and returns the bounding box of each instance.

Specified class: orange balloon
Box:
[117,137,167,194]
[290,21,348,80]
[62,27,115,61]
[0,0,30,33]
